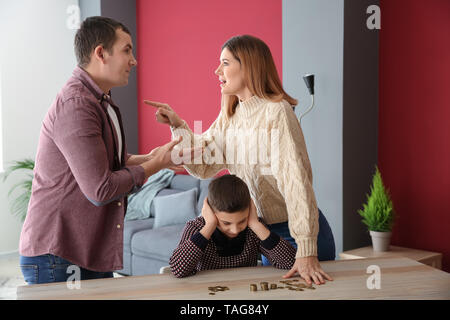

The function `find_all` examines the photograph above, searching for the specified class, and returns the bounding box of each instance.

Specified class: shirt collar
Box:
[72,66,113,106]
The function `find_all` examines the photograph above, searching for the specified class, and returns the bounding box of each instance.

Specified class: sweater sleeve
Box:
[170,108,228,179]
[270,102,319,258]
[169,220,207,278]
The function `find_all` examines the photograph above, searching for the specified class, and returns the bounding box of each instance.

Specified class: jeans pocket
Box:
[20,264,38,285]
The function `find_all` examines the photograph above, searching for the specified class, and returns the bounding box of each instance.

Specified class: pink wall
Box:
[379,0,450,271]
[136,0,282,160]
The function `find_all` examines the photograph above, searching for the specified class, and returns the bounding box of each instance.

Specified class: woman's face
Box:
[215,48,248,98]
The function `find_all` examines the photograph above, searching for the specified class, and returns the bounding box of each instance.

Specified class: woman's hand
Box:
[199,198,217,239]
[283,256,333,286]
[144,100,183,128]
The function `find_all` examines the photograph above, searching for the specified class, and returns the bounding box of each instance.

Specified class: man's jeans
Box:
[261,208,336,266]
[20,254,113,285]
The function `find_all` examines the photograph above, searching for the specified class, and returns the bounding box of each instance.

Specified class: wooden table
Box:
[16,256,450,300]
[339,245,443,269]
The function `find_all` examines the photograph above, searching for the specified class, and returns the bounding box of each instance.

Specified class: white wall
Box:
[0,0,78,254]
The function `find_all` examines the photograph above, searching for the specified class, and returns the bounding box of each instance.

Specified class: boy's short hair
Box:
[207,175,250,213]
[74,16,131,68]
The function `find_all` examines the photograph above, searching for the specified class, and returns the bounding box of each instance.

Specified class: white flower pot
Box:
[369,231,392,252]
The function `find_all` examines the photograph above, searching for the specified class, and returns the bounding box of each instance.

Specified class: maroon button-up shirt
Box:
[19,66,145,272]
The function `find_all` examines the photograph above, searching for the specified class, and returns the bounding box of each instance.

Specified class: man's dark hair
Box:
[74,16,131,67]
[207,175,251,213]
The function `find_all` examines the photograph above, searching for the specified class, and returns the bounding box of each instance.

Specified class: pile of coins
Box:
[208,285,230,295]
[206,279,317,296]
[280,279,315,291]
[249,279,315,292]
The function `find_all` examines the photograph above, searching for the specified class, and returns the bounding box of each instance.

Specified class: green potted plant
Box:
[2,158,35,222]
[358,166,395,252]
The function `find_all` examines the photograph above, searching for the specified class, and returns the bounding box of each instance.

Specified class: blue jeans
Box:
[262,208,336,266]
[20,254,113,285]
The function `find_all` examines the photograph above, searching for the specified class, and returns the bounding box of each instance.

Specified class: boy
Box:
[170,175,296,278]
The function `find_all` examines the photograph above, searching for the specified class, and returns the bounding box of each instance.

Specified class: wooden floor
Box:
[17,256,450,300]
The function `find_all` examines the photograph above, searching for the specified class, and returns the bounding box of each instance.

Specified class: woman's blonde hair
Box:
[221,35,297,118]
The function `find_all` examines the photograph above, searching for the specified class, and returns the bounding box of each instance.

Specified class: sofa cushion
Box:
[131,224,186,261]
[197,178,212,215]
[170,174,200,191]
[123,218,155,247]
[150,188,185,217]
[125,169,175,221]
[153,188,198,228]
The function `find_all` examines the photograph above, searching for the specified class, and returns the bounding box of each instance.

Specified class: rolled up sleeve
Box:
[53,97,145,206]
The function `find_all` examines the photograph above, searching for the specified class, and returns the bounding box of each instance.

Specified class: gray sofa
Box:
[117,174,212,276]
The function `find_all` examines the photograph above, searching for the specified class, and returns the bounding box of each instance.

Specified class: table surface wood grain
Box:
[16,256,450,300]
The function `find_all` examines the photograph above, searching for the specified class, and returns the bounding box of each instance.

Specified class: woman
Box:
[146,35,335,285]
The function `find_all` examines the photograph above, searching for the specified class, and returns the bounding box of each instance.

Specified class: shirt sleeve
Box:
[52,97,145,206]
[270,102,319,258]
[169,220,207,278]
[258,231,296,270]
[170,108,228,179]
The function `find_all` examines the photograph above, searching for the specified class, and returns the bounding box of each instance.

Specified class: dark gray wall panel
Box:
[101,0,138,154]
[342,0,379,251]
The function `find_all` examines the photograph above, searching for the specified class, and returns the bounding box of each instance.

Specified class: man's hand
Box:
[147,146,185,172]
[140,137,202,178]
[283,256,333,286]
[144,100,183,128]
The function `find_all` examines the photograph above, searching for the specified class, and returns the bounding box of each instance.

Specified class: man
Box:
[19,16,192,284]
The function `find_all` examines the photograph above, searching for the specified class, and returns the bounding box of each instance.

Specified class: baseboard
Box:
[0,250,19,259]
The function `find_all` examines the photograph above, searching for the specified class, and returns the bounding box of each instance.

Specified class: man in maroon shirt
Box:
[19,17,193,284]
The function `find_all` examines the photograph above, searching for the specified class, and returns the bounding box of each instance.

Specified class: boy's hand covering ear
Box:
[247,199,259,229]
[201,198,218,228]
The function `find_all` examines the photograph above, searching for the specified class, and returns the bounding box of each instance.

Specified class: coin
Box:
[208,285,230,293]
[250,284,257,292]
[270,283,277,289]
[287,286,296,290]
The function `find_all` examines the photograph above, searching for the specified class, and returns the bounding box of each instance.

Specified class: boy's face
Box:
[215,208,249,239]
[102,28,137,87]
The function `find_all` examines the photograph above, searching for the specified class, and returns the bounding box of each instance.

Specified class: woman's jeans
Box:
[261,208,336,266]
[20,254,113,285]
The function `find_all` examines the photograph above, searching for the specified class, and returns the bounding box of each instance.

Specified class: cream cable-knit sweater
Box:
[171,95,319,258]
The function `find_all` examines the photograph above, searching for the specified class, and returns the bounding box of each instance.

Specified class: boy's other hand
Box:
[247,199,259,229]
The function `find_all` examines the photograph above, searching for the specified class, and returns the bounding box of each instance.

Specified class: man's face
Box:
[102,28,137,87]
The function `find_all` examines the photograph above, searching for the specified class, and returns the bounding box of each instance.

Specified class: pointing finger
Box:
[144,100,170,110]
